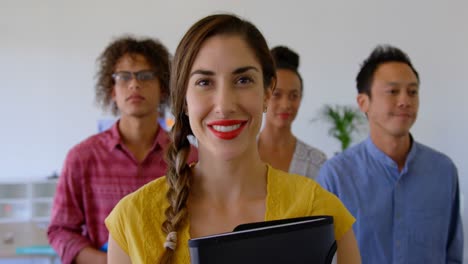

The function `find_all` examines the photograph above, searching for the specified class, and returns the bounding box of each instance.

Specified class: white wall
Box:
[1,0,467,260]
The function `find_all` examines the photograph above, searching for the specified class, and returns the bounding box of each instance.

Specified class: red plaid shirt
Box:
[47,121,197,264]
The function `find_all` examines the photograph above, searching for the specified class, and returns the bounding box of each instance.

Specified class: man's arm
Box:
[47,148,98,264]
[447,167,464,263]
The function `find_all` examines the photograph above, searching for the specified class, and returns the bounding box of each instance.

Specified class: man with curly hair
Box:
[47,36,197,264]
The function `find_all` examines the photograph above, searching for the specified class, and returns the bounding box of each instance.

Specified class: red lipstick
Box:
[278,113,291,120]
[207,120,247,140]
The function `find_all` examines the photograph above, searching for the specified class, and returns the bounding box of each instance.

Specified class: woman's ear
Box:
[265,77,276,100]
[183,100,189,116]
[264,87,272,102]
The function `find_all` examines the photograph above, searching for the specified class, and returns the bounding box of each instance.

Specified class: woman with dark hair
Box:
[259,46,327,179]
[105,14,361,264]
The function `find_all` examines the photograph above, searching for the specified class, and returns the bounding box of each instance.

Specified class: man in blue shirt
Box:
[317,45,463,263]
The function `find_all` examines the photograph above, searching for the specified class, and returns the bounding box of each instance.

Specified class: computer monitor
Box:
[188,215,336,264]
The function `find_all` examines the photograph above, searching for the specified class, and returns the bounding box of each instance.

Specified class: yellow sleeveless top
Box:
[105,165,355,263]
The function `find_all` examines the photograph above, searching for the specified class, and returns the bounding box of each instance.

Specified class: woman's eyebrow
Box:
[190,69,214,77]
[190,66,259,77]
[232,66,259,74]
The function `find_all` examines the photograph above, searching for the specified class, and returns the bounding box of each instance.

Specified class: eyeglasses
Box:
[112,70,158,85]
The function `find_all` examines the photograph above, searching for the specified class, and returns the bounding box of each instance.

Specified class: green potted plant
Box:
[313,104,366,152]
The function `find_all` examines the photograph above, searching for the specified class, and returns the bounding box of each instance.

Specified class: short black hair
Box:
[356,45,419,96]
[271,46,303,92]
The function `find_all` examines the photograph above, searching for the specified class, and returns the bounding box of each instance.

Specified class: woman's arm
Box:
[337,228,361,264]
[75,247,107,264]
[107,235,131,264]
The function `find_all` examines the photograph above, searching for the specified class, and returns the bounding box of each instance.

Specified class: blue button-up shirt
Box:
[317,136,463,263]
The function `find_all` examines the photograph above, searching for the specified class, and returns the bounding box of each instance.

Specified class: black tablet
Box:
[188,215,336,264]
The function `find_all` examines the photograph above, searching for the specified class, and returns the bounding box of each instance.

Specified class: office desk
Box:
[0,222,57,263]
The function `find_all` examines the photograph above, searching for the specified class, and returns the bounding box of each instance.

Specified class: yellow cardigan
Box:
[105,165,355,263]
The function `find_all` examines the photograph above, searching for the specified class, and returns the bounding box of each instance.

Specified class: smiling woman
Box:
[105,13,361,264]
[259,46,327,179]
[186,35,268,160]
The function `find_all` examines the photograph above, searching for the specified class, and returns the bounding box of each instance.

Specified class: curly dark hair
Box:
[95,35,171,115]
[356,44,419,97]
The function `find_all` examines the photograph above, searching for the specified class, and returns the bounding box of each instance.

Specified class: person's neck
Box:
[259,123,296,149]
[118,113,159,154]
[192,148,267,205]
[370,130,412,171]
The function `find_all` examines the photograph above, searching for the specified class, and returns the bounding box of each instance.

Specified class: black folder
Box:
[188,215,336,264]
